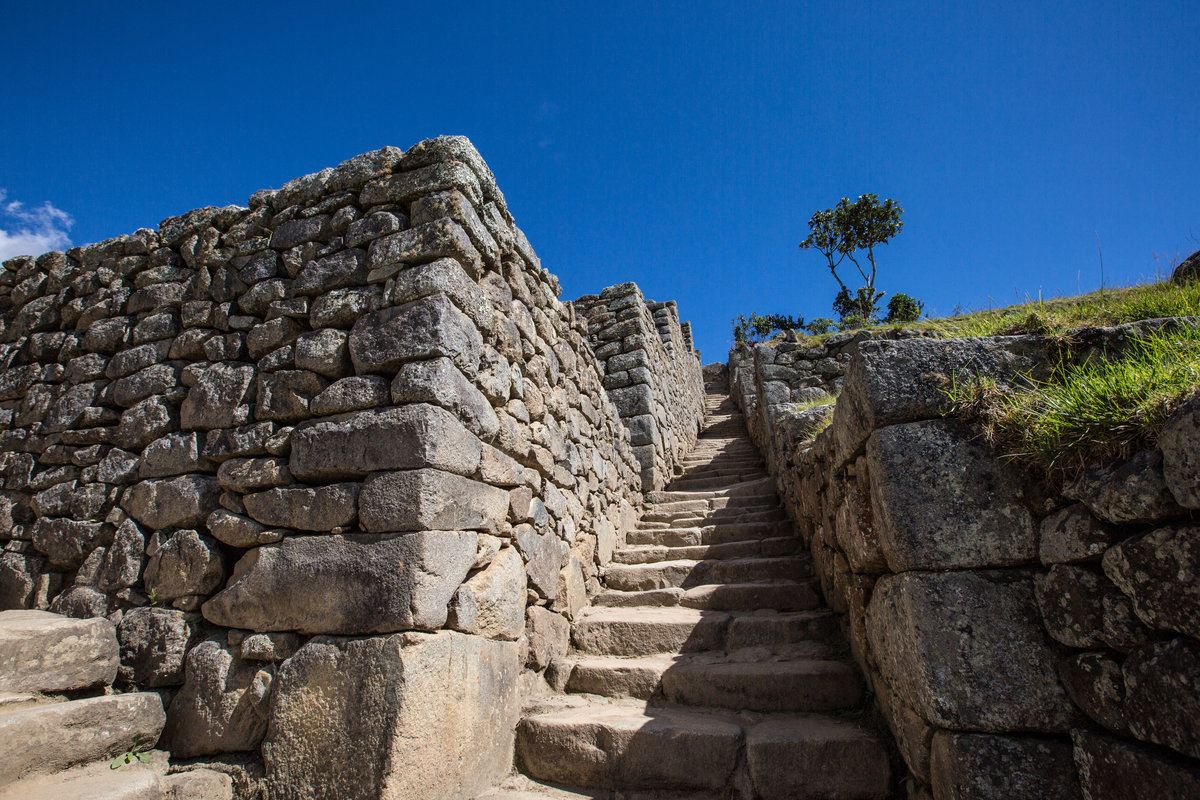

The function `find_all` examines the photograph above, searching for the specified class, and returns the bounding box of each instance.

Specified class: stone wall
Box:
[0,136,701,800]
[730,324,1200,799]
[574,282,703,491]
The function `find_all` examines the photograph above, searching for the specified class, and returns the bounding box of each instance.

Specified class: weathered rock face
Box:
[866,570,1072,732]
[0,610,118,693]
[0,135,705,796]
[263,630,520,800]
[730,324,1200,797]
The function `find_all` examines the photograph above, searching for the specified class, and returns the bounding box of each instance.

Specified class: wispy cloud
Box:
[0,189,74,263]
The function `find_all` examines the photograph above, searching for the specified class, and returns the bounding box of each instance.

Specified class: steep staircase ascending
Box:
[486,382,891,799]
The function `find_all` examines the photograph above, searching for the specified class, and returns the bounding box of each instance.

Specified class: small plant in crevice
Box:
[110,733,152,770]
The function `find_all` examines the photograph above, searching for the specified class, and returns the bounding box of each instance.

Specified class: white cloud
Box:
[0,189,74,263]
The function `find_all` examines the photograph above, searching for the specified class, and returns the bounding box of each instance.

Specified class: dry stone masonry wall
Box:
[0,136,704,800]
[731,324,1200,800]
[574,282,704,492]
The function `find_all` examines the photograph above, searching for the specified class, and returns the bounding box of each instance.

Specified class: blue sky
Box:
[2,1,1197,360]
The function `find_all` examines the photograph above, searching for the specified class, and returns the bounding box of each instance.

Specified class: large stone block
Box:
[0,610,118,693]
[144,528,227,604]
[832,336,1050,465]
[1065,449,1185,525]
[1123,637,1200,759]
[448,546,526,639]
[388,258,495,332]
[242,483,359,531]
[390,357,499,438]
[929,731,1080,800]
[359,469,508,533]
[124,475,222,530]
[867,420,1035,570]
[30,518,107,569]
[202,531,477,634]
[348,293,482,377]
[1072,729,1200,800]
[1160,395,1200,508]
[181,363,257,431]
[263,630,519,800]
[865,570,1072,731]
[114,608,201,692]
[164,639,273,757]
[367,218,482,279]
[1102,524,1200,638]
[289,403,481,481]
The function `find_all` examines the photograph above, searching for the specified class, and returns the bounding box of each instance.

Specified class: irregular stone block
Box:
[289,403,481,481]
[1066,449,1185,524]
[48,584,111,618]
[348,293,482,377]
[525,531,563,600]
[140,432,206,478]
[390,357,499,438]
[865,570,1072,731]
[293,328,351,378]
[930,731,1080,800]
[0,610,118,693]
[114,395,177,450]
[181,363,257,431]
[1072,729,1200,799]
[359,469,507,533]
[1103,524,1200,638]
[309,286,381,329]
[1035,564,1108,648]
[1123,637,1200,759]
[867,420,1035,570]
[117,607,204,687]
[832,336,1050,465]
[164,639,272,757]
[124,475,221,530]
[202,532,477,634]
[256,370,326,422]
[360,159,483,208]
[447,547,525,639]
[97,517,146,592]
[216,457,291,493]
[242,483,359,531]
[1058,651,1129,735]
[206,508,284,548]
[31,518,107,569]
[1159,394,1200,508]
[293,248,368,296]
[411,189,500,266]
[269,216,329,249]
[240,632,300,662]
[309,375,390,415]
[263,630,518,800]
[1038,503,1115,564]
[526,606,570,670]
[388,257,494,331]
[144,529,227,603]
[368,217,482,280]
[202,422,276,462]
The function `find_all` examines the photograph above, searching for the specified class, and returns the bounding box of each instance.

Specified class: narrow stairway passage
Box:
[483,375,891,800]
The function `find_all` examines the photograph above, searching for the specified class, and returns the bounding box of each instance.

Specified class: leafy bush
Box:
[885,292,925,323]
[732,312,806,345]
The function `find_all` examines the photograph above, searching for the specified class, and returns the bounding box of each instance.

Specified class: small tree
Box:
[799,194,906,325]
[885,292,924,323]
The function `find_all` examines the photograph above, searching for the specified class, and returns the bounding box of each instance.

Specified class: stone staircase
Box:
[484,383,892,799]
[0,610,230,800]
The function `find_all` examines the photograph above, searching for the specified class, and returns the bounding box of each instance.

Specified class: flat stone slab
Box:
[746,716,890,800]
[0,610,118,694]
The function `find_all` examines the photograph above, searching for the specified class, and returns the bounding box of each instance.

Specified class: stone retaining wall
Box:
[730,324,1200,799]
[574,283,703,491]
[0,136,702,800]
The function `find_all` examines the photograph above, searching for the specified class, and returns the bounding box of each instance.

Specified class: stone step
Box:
[0,610,118,695]
[627,520,793,547]
[660,658,863,712]
[651,476,776,502]
[565,646,852,709]
[592,580,822,613]
[516,699,891,799]
[0,694,166,787]
[677,462,766,478]
[0,752,168,800]
[516,700,743,792]
[573,607,728,656]
[662,507,787,529]
[641,499,780,522]
[611,536,799,564]
[603,557,811,592]
[573,608,840,656]
[668,473,769,491]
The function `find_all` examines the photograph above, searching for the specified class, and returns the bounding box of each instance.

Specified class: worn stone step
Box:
[664,507,787,528]
[627,520,793,547]
[603,557,810,592]
[565,654,676,699]
[651,477,776,502]
[593,588,686,608]
[0,752,168,800]
[0,694,166,786]
[612,536,799,564]
[725,610,843,649]
[0,610,118,695]
[516,700,743,792]
[678,462,765,477]
[641,500,780,523]
[573,607,729,656]
[746,717,892,800]
[668,473,769,491]
[661,658,863,712]
[679,580,822,612]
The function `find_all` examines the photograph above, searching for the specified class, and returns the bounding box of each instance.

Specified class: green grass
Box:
[949,324,1200,472]
[772,278,1200,348]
